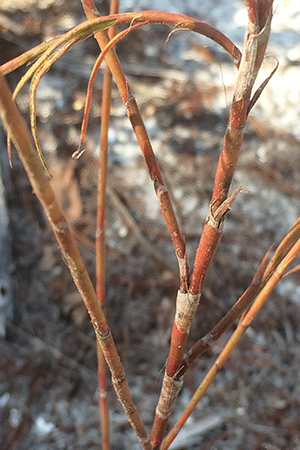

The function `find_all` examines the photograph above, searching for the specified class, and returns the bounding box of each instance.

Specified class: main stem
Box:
[151,2,273,446]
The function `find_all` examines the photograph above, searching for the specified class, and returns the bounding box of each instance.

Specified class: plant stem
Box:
[150,3,273,446]
[95,1,119,448]
[189,5,272,296]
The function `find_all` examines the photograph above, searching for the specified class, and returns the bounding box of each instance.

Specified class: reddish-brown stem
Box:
[151,3,273,446]
[95,62,112,303]
[97,341,110,449]
[189,4,273,296]
[0,11,242,79]
[95,2,119,449]
[78,8,242,65]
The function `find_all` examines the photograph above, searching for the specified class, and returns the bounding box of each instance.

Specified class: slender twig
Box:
[95,2,119,448]
[1,12,242,78]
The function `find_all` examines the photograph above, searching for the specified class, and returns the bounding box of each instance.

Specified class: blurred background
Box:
[0,1,300,449]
